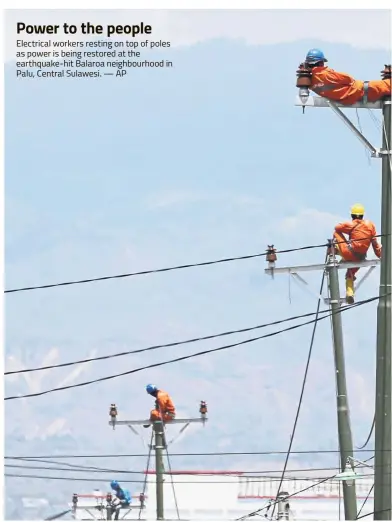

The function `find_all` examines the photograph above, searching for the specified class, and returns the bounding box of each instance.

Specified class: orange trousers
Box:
[150,409,175,422]
[333,231,367,280]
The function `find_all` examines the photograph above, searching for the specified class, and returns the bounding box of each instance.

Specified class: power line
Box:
[356,484,374,519]
[4,235,384,294]
[5,305,355,376]
[5,449,377,460]
[4,472,377,485]
[236,474,345,520]
[357,414,375,450]
[5,461,373,476]
[4,295,378,401]
[356,508,391,520]
[236,456,375,520]
[271,257,327,519]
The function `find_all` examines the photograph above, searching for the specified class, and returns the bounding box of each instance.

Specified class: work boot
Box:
[143,424,151,428]
[346,278,355,304]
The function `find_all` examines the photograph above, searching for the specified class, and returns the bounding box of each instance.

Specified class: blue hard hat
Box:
[111,480,119,489]
[305,48,328,64]
[146,384,157,394]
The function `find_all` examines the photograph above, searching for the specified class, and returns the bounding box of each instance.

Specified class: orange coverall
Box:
[150,390,176,422]
[310,66,391,105]
[334,219,382,281]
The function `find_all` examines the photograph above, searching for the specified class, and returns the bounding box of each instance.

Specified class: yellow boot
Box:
[346,278,355,304]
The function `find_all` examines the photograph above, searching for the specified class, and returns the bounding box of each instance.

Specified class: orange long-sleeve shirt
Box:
[310,66,391,105]
[155,390,176,415]
[335,219,381,257]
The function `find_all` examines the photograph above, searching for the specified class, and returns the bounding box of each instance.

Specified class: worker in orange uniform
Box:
[143,384,176,428]
[333,203,382,304]
[304,49,391,105]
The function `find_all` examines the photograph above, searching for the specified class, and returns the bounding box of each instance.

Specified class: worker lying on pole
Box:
[300,48,391,105]
[143,384,176,428]
[333,203,382,304]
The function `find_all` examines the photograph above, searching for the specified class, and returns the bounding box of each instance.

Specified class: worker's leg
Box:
[162,412,176,422]
[150,409,161,421]
[160,414,175,447]
[345,267,360,304]
[143,409,161,428]
[367,79,391,102]
[333,232,351,259]
[112,498,121,520]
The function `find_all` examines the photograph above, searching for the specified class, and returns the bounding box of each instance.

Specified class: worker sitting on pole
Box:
[143,384,176,428]
[333,203,382,303]
[110,480,131,520]
[300,48,391,105]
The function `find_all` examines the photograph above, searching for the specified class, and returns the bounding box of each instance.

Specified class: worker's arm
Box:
[371,225,382,258]
[323,69,355,86]
[164,395,176,413]
[335,221,354,235]
[372,239,382,258]
[372,234,382,259]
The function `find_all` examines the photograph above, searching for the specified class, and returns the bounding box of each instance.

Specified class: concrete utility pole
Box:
[326,250,357,520]
[295,64,391,519]
[108,402,208,520]
[154,421,165,520]
[374,90,392,521]
[276,491,290,520]
[265,248,370,520]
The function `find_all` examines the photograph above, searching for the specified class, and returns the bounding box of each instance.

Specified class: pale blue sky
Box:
[4,9,391,514]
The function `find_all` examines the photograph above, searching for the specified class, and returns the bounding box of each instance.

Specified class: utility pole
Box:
[326,247,357,520]
[108,401,208,520]
[295,63,391,519]
[154,420,165,520]
[374,81,392,521]
[276,491,290,520]
[265,248,369,519]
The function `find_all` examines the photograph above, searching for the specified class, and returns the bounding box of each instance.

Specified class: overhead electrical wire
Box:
[356,414,375,450]
[4,235,385,294]
[0,473,314,484]
[4,295,379,401]
[4,471,377,485]
[3,462,374,477]
[236,456,375,520]
[356,508,391,520]
[4,304,368,376]
[5,449,377,460]
[356,484,374,520]
[270,254,327,519]
[44,509,71,521]
[6,459,377,488]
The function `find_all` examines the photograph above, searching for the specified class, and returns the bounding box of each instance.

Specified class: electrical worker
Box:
[143,384,176,428]
[303,48,391,105]
[110,480,131,520]
[333,203,382,303]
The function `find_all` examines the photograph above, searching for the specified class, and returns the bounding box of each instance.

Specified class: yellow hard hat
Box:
[351,203,365,215]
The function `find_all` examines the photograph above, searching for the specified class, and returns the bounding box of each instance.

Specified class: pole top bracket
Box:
[294,95,383,110]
